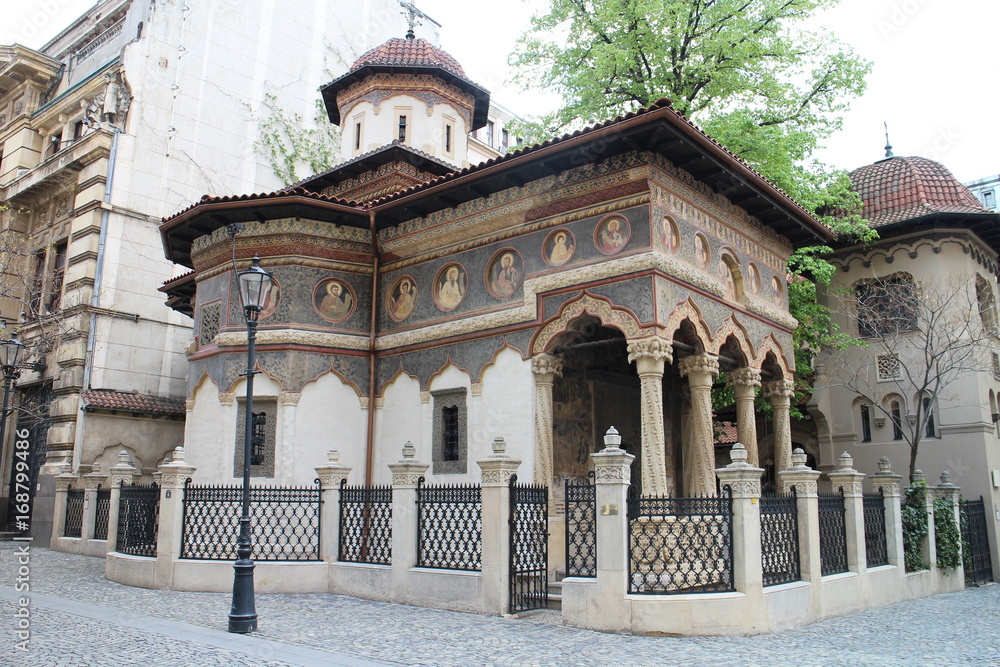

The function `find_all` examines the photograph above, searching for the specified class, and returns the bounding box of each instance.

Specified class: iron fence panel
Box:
[627,487,734,594]
[509,475,548,614]
[565,473,596,578]
[416,479,481,571]
[180,480,321,561]
[116,482,160,557]
[339,481,392,565]
[94,486,111,540]
[863,489,889,568]
[961,497,994,585]
[760,489,800,586]
[818,490,849,576]
[64,486,84,538]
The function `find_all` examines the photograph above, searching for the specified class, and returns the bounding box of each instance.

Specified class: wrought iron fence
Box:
[180,480,321,561]
[509,475,548,614]
[116,482,160,557]
[64,486,84,538]
[94,486,111,540]
[339,480,392,565]
[818,489,849,576]
[627,486,734,594]
[760,489,799,586]
[565,473,596,577]
[961,497,994,585]
[416,478,481,571]
[863,488,889,568]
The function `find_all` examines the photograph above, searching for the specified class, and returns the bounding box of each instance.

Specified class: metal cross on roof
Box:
[400,1,422,39]
[883,121,894,158]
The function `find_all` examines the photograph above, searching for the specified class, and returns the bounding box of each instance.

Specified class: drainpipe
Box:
[71,129,119,472]
[365,209,379,485]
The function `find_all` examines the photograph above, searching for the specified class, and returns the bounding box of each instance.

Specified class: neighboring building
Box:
[810,153,1000,580]
[965,174,1000,212]
[0,0,451,543]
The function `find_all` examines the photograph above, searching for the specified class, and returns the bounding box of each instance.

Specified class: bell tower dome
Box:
[320,33,490,169]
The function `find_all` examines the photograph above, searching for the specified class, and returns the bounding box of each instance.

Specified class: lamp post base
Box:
[228,555,257,633]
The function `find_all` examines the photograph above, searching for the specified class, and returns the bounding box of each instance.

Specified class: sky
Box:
[7,0,998,183]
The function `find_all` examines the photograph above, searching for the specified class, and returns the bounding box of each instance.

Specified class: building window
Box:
[501,128,509,151]
[876,354,902,381]
[28,251,45,316]
[49,242,66,312]
[234,399,277,477]
[486,120,495,147]
[976,275,998,333]
[46,132,61,158]
[890,400,903,440]
[398,115,407,142]
[445,123,452,154]
[923,397,935,438]
[860,404,872,442]
[355,122,362,150]
[984,190,995,209]
[856,274,917,338]
[432,388,467,474]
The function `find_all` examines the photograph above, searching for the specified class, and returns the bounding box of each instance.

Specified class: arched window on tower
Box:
[860,403,872,442]
[856,273,918,338]
[890,400,903,440]
[976,275,998,334]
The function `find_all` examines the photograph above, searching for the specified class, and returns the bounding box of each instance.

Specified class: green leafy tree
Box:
[511,0,877,405]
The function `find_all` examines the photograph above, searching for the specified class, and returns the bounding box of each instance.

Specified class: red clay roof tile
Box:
[82,389,185,418]
[350,37,466,77]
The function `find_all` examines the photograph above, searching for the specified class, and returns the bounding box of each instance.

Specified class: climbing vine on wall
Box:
[933,496,962,570]
[249,94,342,185]
[901,481,928,572]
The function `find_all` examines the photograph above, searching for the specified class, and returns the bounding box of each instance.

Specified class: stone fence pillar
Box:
[82,465,106,545]
[388,442,429,601]
[932,471,963,585]
[778,448,821,586]
[50,466,76,542]
[715,443,764,609]
[589,427,634,633]
[315,450,352,562]
[827,452,867,575]
[156,447,196,584]
[478,437,521,615]
[914,470,937,568]
[869,456,905,569]
[106,450,137,553]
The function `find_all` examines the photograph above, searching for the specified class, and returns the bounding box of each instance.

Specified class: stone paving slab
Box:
[1,544,998,666]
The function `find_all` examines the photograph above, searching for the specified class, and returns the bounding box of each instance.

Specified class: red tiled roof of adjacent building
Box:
[82,389,185,418]
[349,36,466,78]
[714,421,739,444]
[849,156,987,226]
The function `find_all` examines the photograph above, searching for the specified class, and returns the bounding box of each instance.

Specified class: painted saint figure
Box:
[389,277,416,321]
[746,263,761,295]
[547,231,574,266]
[492,252,522,298]
[316,279,353,322]
[596,217,629,254]
[662,217,680,254]
[694,234,710,268]
[436,265,466,311]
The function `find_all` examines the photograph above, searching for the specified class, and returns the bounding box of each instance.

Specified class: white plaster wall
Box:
[291,372,368,484]
[342,93,470,167]
[472,348,533,479]
[373,371,424,485]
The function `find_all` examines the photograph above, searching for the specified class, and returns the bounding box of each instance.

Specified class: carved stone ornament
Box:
[111,474,134,486]
[214,329,369,351]
[626,337,673,365]
[724,479,761,498]
[726,367,762,388]
[471,382,483,396]
[765,379,795,399]
[530,353,563,379]
[392,471,424,486]
[787,480,818,496]
[317,472,351,488]
[55,474,77,491]
[280,391,301,406]
[83,471,106,490]
[677,353,720,379]
[871,481,901,497]
[185,398,195,412]
[218,392,236,406]
[594,463,631,481]
[159,473,191,487]
[481,468,517,485]
[835,481,865,497]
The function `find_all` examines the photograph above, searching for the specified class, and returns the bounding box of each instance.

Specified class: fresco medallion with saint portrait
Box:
[433,263,468,312]
[313,277,356,323]
[543,228,576,267]
[746,263,761,296]
[386,275,417,322]
[660,216,680,255]
[594,215,630,255]
[693,233,711,269]
[258,278,281,320]
[485,249,524,299]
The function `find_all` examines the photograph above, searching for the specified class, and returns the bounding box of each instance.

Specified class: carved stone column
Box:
[315,450,353,563]
[477,437,521,614]
[678,353,720,496]
[626,338,673,496]
[727,367,762,466]
[531,353,562,487]
[765,379,796,477]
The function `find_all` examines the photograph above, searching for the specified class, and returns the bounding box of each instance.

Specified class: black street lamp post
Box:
[0,334,26,470]
[228,256,273,634]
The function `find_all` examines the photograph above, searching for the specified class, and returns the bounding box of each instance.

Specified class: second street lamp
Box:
[0,334,25,480]
[228,256,273,634]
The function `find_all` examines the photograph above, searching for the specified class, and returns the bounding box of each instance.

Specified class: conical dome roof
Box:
[849,155,986,226]
[350,37,467,78]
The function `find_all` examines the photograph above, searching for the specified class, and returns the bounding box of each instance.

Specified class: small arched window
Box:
[890,400,903,440]
[976,275,998,334]
[860,404,872,442]
[856,273,918,338]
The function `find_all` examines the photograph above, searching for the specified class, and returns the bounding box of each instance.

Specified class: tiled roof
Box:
[82,389,185,418]
[292,140,455,190]
[849,156,987,226]
[715,421,738,444]
[162,187,362,222]
[350,36,466,77]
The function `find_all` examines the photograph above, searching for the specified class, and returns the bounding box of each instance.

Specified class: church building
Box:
[159,29,831,543]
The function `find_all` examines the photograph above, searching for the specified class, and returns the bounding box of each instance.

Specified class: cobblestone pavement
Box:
[1,544,998,666]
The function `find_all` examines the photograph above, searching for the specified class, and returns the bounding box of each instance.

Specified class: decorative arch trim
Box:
[663,298,713,350]
[756,334,794,378]
[710,315,755,363]
[530,292,645,355]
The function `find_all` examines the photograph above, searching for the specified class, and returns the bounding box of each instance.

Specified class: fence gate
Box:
[509,474,548,614]
[961,497,994,586]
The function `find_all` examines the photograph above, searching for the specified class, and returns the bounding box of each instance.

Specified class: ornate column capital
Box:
[530,353,563,383]
[764,379,795,402]
[315,450,353,489]
[158,446,197,488]
[678,353,719,384]
[55,470,77,492]
[727,367,762,390]
[627,337,673,370]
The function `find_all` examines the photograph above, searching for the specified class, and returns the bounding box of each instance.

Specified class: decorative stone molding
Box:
[109,450,138,486]
[185,399,195,412]
[83,465,106,490]
[214,329,369,351]
[626,337,673,365]
[158,447,197,488]
[530,353,563,380]
[184,340,198,356]
[359,396,370,410]
[532,293,645,355]
[389,441,429,488]
[677,353,720,379]
[315,450,352,489]
[932,470,961,500]
[470,382,483,396]
[591,427,635,483]
[828,451,865,497]
[715,443,764,498]
[478,436,521,487]
[374,396,385,409]
[726,367,762,389]
[764,379,795,399]
[777,448,820,496]
[218,392,236,406]
[280,391,301,406]
[55,472,77,492]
